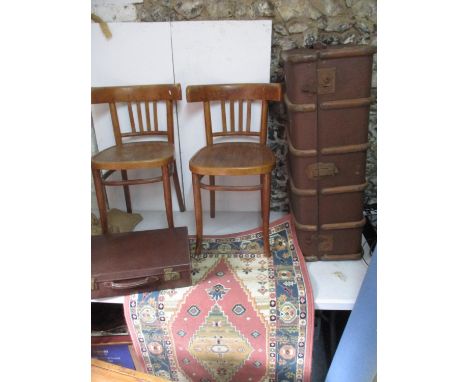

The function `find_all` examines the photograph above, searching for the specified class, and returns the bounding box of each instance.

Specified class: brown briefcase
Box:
[282,44,375,261]
[92,228,192,298]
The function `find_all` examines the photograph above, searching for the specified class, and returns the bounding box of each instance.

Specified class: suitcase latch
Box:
[317,68,336,95]
[306,162,338,179]
[164,268,181,281]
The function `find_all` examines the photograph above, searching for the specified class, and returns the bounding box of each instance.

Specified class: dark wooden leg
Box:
[209,175,215,218]
[104,186,110,210]
[162,164,174,228]
[121,170,132,213]
[192,173,203,255]
[261,173,271,257]
[172,161,185,212]
[92,167,108,234]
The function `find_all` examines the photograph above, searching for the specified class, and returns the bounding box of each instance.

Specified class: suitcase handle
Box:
[109,276,159,290]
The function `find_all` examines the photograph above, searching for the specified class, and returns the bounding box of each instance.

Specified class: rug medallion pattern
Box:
[125,217,314,382]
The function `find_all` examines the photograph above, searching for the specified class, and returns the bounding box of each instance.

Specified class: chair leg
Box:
[104,185,110,210]
[172,161,185,212]
[121,170,132,213]
[261,173,271,257]
[192,173,203,255]
[209,175,215,218]
[92,168,108,234]
[162,164,174,228]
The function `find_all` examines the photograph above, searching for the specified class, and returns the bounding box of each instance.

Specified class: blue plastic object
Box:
[325,251,377,382]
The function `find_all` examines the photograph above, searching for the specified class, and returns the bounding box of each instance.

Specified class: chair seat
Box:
[189,142,276,176]
[91,141,175,170]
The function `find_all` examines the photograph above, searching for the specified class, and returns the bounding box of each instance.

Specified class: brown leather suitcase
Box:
[282,44,376,261]
[92,228,192,298]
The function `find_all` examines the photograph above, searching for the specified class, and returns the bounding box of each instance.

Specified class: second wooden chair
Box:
[186,83,282,257]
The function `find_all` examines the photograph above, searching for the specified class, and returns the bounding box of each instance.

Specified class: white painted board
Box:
[91,22,182,211]
[171,20,272,212]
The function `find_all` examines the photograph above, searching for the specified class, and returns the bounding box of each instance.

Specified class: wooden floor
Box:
[92,359,169,382]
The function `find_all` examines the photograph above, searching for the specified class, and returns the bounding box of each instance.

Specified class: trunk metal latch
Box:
[317,68,336,95]
[307,162,339,179]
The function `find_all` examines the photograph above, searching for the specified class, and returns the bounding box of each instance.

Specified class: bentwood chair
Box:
[91,84,185,233]
[186,83,282,257]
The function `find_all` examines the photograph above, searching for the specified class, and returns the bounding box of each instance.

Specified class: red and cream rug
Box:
[124,215,314,381]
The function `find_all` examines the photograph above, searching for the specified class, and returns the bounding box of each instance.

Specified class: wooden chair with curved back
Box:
[186,83,282,257]
[91,84,185,233]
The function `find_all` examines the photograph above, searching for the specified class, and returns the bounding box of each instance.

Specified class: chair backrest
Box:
[186,83,282,145]
[91,84,182,145]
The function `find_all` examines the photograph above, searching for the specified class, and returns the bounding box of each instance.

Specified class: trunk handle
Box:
[107,276,159,290]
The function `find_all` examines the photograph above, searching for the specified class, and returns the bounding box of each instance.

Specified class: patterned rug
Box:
[124,215,315,382]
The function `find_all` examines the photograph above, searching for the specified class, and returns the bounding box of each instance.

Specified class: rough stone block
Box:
[311,0,346,17]
[287,17,313,34]
[324,16,353,32]
[273,22,289,36]
[205,0,236,19]
[252,0,275,17]
[339,32,357,44]
[276,0,322,22]
[352,0,377,20]
[303,26,320,47]
[174,0,204,19]
[355,18,376,34]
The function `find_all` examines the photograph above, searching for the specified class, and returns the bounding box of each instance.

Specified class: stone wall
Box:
[92,0,377,227]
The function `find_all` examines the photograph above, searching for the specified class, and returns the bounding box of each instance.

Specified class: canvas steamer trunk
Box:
[282,45,376,261]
